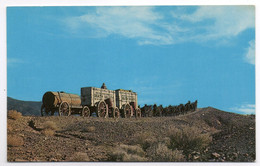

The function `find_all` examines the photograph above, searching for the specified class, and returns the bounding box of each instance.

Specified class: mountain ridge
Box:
[7,97,42,116]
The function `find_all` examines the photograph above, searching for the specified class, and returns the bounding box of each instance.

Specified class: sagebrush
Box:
[8,135,24,147]
[109,144,147,161]
[8,110,22,120]
[146,143,185,161]
[41,121,58,136]
[83,126,96,132]
[41,129,55,136]
[131,132,157,151]
[68,152,90,162]
[7,124,13,132]
[168,125,212,155]
[43,121,58,130]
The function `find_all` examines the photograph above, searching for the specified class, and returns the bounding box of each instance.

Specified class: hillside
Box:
[7,97,41,116]
[7,107,255,162]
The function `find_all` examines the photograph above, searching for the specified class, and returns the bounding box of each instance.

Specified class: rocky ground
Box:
[7,107,255,162]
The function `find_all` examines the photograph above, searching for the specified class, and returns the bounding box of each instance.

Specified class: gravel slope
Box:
[7,107,255,162]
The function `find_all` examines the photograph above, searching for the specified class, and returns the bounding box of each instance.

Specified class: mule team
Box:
[141,100,198,117]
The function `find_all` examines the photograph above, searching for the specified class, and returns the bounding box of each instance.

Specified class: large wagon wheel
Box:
[41,104,50,116]
[113,107,120,118]
[97,101,108,118]
[59,101,71,116]
[123,103,132,118]
[135,108,142,118]
[82,106,91,117]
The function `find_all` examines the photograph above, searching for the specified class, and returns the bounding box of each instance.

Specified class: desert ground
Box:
[7,107,255,162]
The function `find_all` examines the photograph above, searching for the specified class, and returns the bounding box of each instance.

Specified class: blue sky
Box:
[7,6,255,114]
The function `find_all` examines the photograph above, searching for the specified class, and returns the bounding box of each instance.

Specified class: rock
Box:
[216,120,221,125]
[50,158,58,162]
[212,152,221,158]
[193,155,200,160]
[233,152,238,158]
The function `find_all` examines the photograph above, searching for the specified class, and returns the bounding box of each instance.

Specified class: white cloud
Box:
[64,7,173,45]
[63,6,255,45]
[245,40,255,65]
[173,6,255,40]
[231,104,255,114]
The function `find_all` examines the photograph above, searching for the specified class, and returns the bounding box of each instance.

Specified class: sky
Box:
[7,6,255,114]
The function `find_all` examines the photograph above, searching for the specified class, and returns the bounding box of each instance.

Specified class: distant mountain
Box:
[7,97,42,116]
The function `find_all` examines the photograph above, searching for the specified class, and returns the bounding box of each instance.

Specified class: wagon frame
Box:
[41,84,141,118]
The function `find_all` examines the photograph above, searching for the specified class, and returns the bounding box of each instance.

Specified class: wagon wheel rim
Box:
[41,104,50,116]
[124,104,132,118]
[136,108,141,118]
[82,106,91,117]
[59,102,71,116]
[97,101,107,118]
[113,107,120,118]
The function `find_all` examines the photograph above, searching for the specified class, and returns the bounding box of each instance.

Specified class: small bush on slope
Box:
[131,131,157,151]
[146,143,185,161]
[41,121,58,136]
[168,125,212,156]
[8,135,24,147]
[8,110,22,120]
[108,144,147,161]
[68,152,90,162]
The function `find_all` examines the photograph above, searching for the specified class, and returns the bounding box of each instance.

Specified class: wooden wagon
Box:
[81,87,119,118]
[41,83,141,118]
[115,89,141,118]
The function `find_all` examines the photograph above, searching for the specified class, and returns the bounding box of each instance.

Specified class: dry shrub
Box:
[85,126,96,132]
[41,129,55,136]
[109,144,147,161]
[8,135,24,147]
[7,124,13,132]
[168,125,212,155]
[68,152,90,162]
[119,144,145,156]
[43,121,58,130]
[162,137,171,147]
[122,154,147,162]
[41,121,58,136]
[132,132,157,151]
[146,143,185,162]
[8,110,22,120]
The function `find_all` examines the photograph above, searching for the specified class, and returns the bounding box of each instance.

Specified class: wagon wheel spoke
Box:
[100,110,106,117]
[82,106,90,117]
[97,101,108,118]
[59,102,71,116]
[124,104,132,118]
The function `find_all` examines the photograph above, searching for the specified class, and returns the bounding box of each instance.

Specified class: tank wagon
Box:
[41,83,141,118]
[41,91,82,116]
